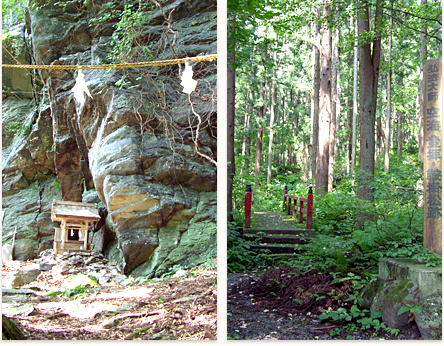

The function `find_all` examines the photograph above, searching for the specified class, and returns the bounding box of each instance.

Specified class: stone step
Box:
[244,229,315,236]
[244,234,311,244]
[248,244,307,253]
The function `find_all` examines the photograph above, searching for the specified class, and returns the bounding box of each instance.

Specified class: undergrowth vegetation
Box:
[228,153,441,336]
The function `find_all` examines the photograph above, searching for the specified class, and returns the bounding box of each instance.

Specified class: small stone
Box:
[112,274,128,283]
[172,269,187,278]
[4,304,34,317]
[39,263,54,271]
[98,275,111,285]
[3,269,41,288]
[85,257,98,265]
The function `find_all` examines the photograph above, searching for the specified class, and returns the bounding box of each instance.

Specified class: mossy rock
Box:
[358,278,384,309]
[371,279,419,329]
[415,291,442,340]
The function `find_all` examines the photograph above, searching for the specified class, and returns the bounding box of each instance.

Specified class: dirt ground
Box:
[227,268,422,340]
[2,259,217,340]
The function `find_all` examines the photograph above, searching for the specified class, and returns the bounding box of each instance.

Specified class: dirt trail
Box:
[2,259,217,340]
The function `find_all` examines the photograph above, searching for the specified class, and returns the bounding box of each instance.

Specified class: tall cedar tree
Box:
[357,0,382,201]
[316,0,332,195]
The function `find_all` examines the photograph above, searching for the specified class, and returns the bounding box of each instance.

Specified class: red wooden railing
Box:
[244,184,252,228]
[244,184,313,229]
[283,186,313,229]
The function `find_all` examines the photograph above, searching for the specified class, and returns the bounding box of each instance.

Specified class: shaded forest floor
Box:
[227,268,422,340]
[2,259,217,340]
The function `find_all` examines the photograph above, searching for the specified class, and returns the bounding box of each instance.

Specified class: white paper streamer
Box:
[180,62,198,94]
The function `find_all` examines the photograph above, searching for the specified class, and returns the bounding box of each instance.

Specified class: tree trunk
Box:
[266,81,276,185]
[347,85,353,175]
[311,7,321,181]
[397,110,403,158]
[352,10,358,175]
[376,115,383,163]
[357,0,382,202]
[328,10,340,192]
[304,134,310,181]
[242,66,255,165]
[316,0,332,195]
[227,22,236,222]
[384,9,392,173]
[418,0,427,163]
[267,43,278,185]
[254,81,266,178]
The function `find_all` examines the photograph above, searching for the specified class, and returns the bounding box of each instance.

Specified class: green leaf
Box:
[397,306,411,316]
[411,306,422,314]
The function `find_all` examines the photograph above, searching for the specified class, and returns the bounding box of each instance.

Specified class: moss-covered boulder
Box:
[414,292,442,340]
[370,279,419,329]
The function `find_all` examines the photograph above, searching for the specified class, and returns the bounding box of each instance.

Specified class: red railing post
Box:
[245,184,252,228]
[306,186,313,229]
[287,197,292,215]
[299,200,304,223]
[292,198,297,219]
[283,185,288,211]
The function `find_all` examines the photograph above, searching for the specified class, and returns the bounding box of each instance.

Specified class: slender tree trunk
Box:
[418,0,427,163]
[254,81,266,178]
[328,10,340,192]
[357,0,382,202]
[376,115,383,163]
[275,92,283,167]
[397,110,403,158]
[311,8,321,181]
[241,108,251,177]
[246,74,253,159]
[227,22,236,222]
[316,0,332,195]
[352,10,358,175]
[384,10,392,172]
[266,50,277,185]
[347,86,353,175]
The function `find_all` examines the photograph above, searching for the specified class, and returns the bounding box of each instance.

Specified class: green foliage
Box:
[397,301,422,316]
[227,219,271,273]
[2,0,26,28]
[319,304,400,338]
[8,121,29,136]
[53,179,60,191]
[108,3,154,63]
[47,273,98,300]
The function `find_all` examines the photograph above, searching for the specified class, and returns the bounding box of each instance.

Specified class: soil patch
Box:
[2,258,216,340]
[227,267,422,340]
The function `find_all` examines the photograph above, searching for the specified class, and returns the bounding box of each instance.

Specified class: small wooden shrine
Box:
[51,200,101,255]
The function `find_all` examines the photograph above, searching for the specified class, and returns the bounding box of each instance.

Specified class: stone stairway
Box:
[243,211,315,255]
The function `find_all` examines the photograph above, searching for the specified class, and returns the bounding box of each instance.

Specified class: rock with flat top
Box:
[3,269,41,288]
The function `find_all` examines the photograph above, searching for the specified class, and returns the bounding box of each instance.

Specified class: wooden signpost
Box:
[423,58,442,255]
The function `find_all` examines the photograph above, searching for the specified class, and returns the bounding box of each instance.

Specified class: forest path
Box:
[250,211,305,230]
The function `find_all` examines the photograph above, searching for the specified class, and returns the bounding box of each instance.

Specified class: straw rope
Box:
[2,54,217,70]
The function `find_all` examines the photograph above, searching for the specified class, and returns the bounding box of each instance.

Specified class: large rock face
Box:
[2,0,217,276]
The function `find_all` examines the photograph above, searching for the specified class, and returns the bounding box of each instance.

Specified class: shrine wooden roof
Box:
[51,200,101,223]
